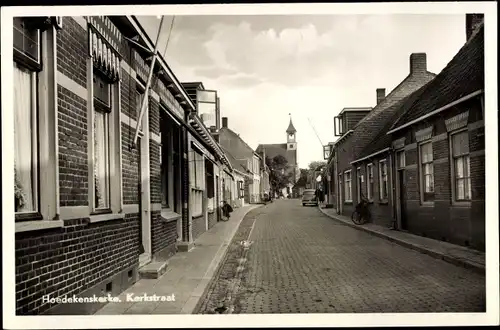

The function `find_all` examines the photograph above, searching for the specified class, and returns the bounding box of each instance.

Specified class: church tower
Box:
[286,114,297,151]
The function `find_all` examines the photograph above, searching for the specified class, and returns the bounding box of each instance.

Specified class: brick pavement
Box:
[196,199,486,314]
[94,204,261,315]
[318,204,485,274]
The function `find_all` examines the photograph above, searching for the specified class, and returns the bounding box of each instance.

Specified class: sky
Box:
[136,13,466,168]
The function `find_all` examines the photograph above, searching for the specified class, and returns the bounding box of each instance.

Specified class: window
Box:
[14,62,39,214]
[14,17,41,67]
[238,181,244,198]
[190,150,205,217]
[93,73,112,210]
[379,160,388,201]
[366,164,374,201]
[14,18,42,216]
[419,141,434,202]
[344,170,352,202]
[396,150,405,169]
[451,131,471,201]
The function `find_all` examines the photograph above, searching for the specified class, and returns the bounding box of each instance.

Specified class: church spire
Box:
[286,113,297,134]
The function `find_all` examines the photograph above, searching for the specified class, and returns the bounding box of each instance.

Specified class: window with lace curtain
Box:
[419,141,434,202]
[450,130,471,201]
[366,163,374,201]
[379,160,388,201]
[93,73,111,210]
[14,17,41,215]
[190,149,205,217]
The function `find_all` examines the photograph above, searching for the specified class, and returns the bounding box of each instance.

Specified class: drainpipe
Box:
[335,149,340,215]
[389,148,397,230]
[183,109,192,242]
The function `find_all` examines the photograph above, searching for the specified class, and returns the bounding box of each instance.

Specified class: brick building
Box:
[325,14,485,252]
[13,15,233,315]
[217,117,262,204]
[327,52,437,217]
[256,117,300,197]
[386,15,485,250]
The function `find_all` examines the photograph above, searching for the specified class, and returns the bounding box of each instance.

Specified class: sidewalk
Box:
[317,205,485,274]
[94,204,261,315]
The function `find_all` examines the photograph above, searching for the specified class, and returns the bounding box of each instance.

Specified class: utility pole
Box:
[133,16,166,146]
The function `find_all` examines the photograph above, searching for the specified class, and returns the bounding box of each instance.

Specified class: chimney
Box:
[222,117,228,128]
[409,53,427,75]
[466,14,484,41]
[376,88,386,105]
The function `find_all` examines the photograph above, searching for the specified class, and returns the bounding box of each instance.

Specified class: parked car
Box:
[302,189,318,206]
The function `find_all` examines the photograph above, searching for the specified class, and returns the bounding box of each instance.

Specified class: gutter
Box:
[351,147,391,165]
[335,130,354,144]
[387,90,483,135]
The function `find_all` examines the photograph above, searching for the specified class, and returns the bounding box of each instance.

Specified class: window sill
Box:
[420,202,435,208]
[15,220,64,233]
[344,201,353,205]
[192,213,203,219]
[379,200,389,205]
[88,213,125,224]
[161,209,181,223]
[452,201,472,208]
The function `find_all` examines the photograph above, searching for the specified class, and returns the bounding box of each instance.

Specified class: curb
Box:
[317,206,485,275]
[190,204,264,314]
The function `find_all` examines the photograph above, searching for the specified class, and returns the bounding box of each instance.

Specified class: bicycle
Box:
[351,194,371,225]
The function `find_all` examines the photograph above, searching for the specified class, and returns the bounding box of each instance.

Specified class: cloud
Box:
[137,14,466,167]
[193,66,238,79]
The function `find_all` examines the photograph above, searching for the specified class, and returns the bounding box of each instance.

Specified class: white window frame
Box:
[14,19,58,224]
[87,59,121,216]
[396,150,406,169]
[366,163,374,201]
[344,170,352,203]
[418,140,435,204]
[378,159,388,202]
[449,129,472,203]
[190,148,205,217]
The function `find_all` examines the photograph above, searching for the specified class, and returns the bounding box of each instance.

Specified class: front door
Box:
[398,170,408,230]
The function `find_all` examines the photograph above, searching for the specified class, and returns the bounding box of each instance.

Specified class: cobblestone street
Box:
[195,200,486,314]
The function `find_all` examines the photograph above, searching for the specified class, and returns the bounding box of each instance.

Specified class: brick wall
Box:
[345,111,370,131]
[56,17,87,88]
[15,17,145,315]
[192,215,205,241]
[395,99,485,251]
[358,154,394,228]
[58,86,88,206]
[16,214,139,315]
[208,212,217,229]
[151,212,178,257]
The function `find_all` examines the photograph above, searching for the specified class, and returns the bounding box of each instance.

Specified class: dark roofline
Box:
[181,81,205,90]
[220,127,256,155]
[388,22,484,134]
